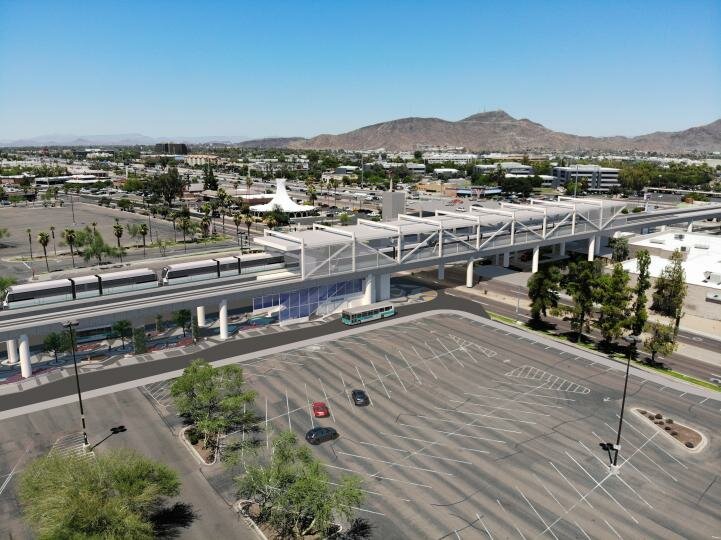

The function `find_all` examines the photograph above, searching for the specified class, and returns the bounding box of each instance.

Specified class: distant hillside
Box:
[237,137,306,149]
[276,111,721,153]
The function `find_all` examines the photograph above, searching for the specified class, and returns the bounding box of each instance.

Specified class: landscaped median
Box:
[487,311,721,393]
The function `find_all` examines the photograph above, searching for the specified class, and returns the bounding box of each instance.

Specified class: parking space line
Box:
[476,513,493,539]
[464,392,564,409]
[318,378,336,423]
[603,519,623,539]
[577,440,653,509]
[449,399,551,417]
[473,386,576,401]
[603,422,677,482]
[412,414,519,434]
[591,431,665,494]
[305,383,314,428]
[398,350,422,385]
[437,337,464,367]
[533,472,567,512]
[379,432,490,455]
[398,422,505,444]
[351,506,385,516]
[338,450,456,477]
[424,341,450,371]
[434,407,537,425]
[496,499,527,540]
[386,356,407,392]
[412,344,438,380]
[516,486,559,540]
[370,359,392,399]
[351,440,472,464]
[324,464,433,489]
[338,371,354,408]
[285,388,292,432]
[572,520,591,540]
[355,365,373,406]
[549,462,593,509]
[565,451,639,524]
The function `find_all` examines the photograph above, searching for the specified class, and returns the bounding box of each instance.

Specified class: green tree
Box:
[651,249,687,332]
[26,228,33,261]
[62,228,77,268]
[173,309,192,337]
[170,359,256,450]
[631,250,651,336]
[643,321,678,364]
[133,327,147,354]
[245,175,254,193]
[178,218,196,252]
[338,212,351,226]
[149,166,184,206]
[112,319,132,349]
[237,431,363,538]
[19,448,181,539]
[562,260,602,341]
[37,231,51,272]
[233,212,243,245]
[610,237,629,263]
[203,164,218,191]
[527,266,562,321]
[0,276,16,298]
[43,332,65,362]
[82,228,115,266]
[155,314,164,333]
[595,263,632,345]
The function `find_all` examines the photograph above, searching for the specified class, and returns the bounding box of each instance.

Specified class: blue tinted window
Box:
[299,289,308,304]
[280,292,289,306]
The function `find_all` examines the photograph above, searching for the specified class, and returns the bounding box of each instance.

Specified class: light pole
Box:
[610,335,637,473]
[62,320,89,449]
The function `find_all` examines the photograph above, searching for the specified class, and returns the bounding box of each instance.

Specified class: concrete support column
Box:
[437,262,445,281]
[531,246,540,273]
[559,241,566,257]
[495,253,501,266]
[19,334,31,378]
[363,274,376,305]
[466,260,474,287]
[687,221,693,233]
[502,251,510,268]
[6,339,18,365]
[587,236,596,261]
[379,273,391,301]
[595,235,602,255]
[196,305,206,327]
[219,300,228,340]
[659,225,667,232]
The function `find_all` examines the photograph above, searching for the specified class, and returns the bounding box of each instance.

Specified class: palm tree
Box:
[37,232,50,272]
[179,218,194,252]
[329,177,340,207]
[138,223,149,256]
[62,228,77,268]
[201,215,211,238]
[217,188,229,235]
[26,228,33,261]
[233,213,243,246]
[264,215,278,230]
[113,219,124,262]
[243,214,254,247]
[245,176,253,194]
[49,225,57,255]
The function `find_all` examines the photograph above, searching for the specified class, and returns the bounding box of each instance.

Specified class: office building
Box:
[551,165,621,192]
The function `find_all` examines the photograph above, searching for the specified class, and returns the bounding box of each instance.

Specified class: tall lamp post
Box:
[62,320,89,449]
[610,335,637,473]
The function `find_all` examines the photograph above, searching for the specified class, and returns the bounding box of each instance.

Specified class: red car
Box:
[312,401,330,418]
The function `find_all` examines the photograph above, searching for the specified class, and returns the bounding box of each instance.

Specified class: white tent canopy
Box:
[249,178,316,215]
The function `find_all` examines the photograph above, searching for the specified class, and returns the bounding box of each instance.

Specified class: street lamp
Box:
[61,320,89,449]
[609,335,637,473]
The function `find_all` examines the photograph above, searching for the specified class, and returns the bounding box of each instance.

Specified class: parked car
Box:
[351,389,370,406]
[312,401,330,418]
[305,426,339,445]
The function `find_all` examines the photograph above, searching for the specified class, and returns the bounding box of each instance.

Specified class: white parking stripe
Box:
[337,451,455,476]
[370,358,392,399]
[464,392,564,409]
[496,499,527,540]
[324,464,432,489]
[386,356,407,392]
[398,422,505,444]
[379,432,490,455]
[434,407,537,425]
[449,399,551,417]
[516,486,558,540]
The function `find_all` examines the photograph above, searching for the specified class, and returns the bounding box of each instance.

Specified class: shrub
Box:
[671,431,678,436]
[638,409,646,415]
[666,419,673,424]
[685,442,695,448]
[187,428,201,446]
[647,414,655,420]
[664,426,671,431]
[654,413,663,419]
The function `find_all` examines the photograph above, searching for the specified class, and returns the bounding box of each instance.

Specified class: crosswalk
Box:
[49,432,94,460]
[505,364,591,394]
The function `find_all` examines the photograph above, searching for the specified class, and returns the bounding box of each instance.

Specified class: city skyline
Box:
[1,0,720,140]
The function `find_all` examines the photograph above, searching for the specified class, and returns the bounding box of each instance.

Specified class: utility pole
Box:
[62,320,90,450]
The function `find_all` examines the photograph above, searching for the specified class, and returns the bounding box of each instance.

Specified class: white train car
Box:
[161,253,286,285]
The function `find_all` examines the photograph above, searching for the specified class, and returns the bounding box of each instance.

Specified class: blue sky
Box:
[1,0,720,139]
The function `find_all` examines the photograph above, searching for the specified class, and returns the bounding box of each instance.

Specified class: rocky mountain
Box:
[237,137,306,149]
[282,111,721,153]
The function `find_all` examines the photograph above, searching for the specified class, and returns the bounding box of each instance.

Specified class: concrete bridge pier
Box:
[437,262,445,281]
[5,338,18,365]
[502,251,510,268]
[219,300,228,340]
[587,236,596,261]
[559,241,566,257]
[19,334,31,378]
[378,273,391,301]
[466,260,475,287]
[196,305,206,327]
[531,247,540,273]
[363,274,376,304]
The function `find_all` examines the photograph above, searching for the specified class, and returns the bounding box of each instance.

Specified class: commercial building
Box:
[185,154,219,166]
[473,162,534,175]
[155,142,189,155]
[423,153,478,165]
[335,165,360,175]
[551,165,621,192]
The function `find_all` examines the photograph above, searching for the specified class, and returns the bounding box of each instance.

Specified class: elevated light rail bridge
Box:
[2,198,721,378]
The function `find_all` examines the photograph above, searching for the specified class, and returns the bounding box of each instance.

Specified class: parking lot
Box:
[229,314,721,539]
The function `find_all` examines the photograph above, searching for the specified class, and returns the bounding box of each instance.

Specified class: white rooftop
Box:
[250,178,316,214]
